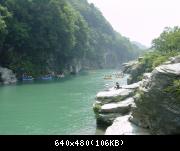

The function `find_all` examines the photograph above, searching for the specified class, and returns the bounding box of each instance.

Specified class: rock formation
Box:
[132,61,180,134]
[0,67,17,85]
[93,55,180,135]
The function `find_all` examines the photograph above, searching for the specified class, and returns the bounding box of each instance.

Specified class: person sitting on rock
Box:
[115,82,120,89]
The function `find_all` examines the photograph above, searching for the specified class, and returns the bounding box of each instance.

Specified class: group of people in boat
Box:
[113,72,124,78]
[56,73,65,78]
[41,74,53,80]
[22,73,34,81]
[104,72,124,80]
[114,72,124,78]
[104,75,112,79]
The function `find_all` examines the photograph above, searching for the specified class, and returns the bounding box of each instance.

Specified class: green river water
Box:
[0,70,128,135]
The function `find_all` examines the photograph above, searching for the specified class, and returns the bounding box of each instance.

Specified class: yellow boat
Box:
[115,75,123,78]
[115,72,124,78]
[104,75,112,80]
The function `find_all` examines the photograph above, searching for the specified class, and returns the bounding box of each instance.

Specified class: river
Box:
[0,70,128,135]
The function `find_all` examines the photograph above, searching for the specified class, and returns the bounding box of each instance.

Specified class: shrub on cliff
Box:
[165,80,180,100]
[140,50,180,72]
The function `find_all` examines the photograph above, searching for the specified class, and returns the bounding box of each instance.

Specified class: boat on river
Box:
[104,75,112,80]
[22,76,34,81]
[56,74,65,79]
[41,75,53,80]
[115,72,124,78]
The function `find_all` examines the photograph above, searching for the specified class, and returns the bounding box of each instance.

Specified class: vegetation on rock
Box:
[165,80,180,100]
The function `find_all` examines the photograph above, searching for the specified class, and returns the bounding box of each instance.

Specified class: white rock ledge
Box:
[105,115,150,135]
[100,97,135,113]
[96,89,133,100]
[121,81,142,89]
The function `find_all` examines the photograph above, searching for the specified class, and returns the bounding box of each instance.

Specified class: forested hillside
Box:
[0,0,142,77]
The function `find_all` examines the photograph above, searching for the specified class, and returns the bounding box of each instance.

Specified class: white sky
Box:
[88,0,180,47]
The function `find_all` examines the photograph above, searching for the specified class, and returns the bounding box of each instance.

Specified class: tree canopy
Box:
[0,0,142,77]
[152,26,180,52]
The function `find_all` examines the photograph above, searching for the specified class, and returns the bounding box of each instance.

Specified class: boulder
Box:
[105,115,150,135]
[169,55,180,64]
[0,67,17,85]
[163,55,180,65]
[123,60,145,84]
[96,113,122,126]
[122,60,139,74]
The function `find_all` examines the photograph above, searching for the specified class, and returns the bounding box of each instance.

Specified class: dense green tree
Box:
[0,0,142,77]
[0,4,11,51]
[152,26,180,52]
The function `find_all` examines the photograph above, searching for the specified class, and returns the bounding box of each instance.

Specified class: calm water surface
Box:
[0,70,128,135]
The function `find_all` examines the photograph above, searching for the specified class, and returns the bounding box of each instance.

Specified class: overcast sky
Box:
[88,0,180,47]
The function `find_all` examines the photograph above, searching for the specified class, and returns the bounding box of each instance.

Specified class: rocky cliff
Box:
[93,55,180,135]
[131,56,180,134]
